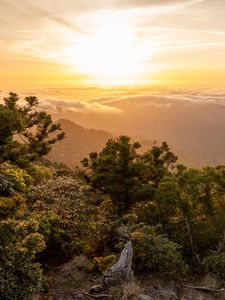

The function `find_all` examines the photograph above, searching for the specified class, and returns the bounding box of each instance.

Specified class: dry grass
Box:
[122,279,143,300]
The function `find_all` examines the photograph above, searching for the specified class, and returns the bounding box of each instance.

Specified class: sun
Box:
[66,22,151,85]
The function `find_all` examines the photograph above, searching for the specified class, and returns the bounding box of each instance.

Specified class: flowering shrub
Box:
[0,219,45,299]
[93,254,117,273]
[0,163,32,192]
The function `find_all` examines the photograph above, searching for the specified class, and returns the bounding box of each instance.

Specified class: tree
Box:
[0,93,65,165]
[140,141,177,188]
[156,167,225,264]
[82,136,148,213]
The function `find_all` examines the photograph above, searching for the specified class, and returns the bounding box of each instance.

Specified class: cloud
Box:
[89,86,225,108]
[38,98,121,114]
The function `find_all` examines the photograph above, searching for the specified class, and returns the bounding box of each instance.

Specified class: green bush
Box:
[27,163,53,185]
[0,195,26,220]
[0,219,45,299]
[203,252,225,279]
[0,174,14,197]
[93,254,117,273]
[0,163,32,192]
[28,176,118,261]
[131,224,188,274]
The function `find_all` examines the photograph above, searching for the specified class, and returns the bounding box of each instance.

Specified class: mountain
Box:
[50,98,225,167]
[47,119,154,169]
[47,119,113,169]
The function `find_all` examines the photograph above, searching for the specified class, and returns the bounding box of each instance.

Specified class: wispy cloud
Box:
[88,86,225,107]
[1,0,225,87]
[38,98,121,114]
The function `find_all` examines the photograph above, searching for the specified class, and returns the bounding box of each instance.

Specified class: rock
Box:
[137,294,153,300]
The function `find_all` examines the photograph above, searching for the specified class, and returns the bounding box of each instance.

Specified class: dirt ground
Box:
[33,257,225,300]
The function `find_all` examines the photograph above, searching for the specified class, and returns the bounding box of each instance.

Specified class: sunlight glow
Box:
[64,22,153,84]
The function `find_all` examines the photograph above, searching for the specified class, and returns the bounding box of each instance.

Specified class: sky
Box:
[1,0,225,166]
[1,0,225,91]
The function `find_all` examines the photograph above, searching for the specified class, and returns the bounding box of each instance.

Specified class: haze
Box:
[1,0,225,166]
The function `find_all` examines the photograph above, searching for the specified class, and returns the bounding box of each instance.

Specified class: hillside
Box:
[47,119,113,168]
[47,119,153,169]
[50,98,225,167]
[2,94,225,300]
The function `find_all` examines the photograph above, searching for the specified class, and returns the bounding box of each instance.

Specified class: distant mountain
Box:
[47,119,154,169]
[50,99,225,167]
[47,119,114,168]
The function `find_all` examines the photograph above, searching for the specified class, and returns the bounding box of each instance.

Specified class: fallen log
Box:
[81,291,113,299]
[183,284,224,293]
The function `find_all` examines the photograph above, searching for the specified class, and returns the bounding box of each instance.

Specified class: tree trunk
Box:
[184,215,200,264]
[217,231,225,253]
[89,241,133,294]
[103,241,133,286]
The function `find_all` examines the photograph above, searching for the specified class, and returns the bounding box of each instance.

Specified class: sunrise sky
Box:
[1,0,225,91]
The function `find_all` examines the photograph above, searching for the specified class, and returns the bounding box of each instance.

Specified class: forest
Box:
[1,93,225,299]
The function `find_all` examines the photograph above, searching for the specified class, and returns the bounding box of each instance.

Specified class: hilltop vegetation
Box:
[46,118,153,169]
[1,93,225,299]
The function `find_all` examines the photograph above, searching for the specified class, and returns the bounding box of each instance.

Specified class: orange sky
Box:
[1,0,225,91]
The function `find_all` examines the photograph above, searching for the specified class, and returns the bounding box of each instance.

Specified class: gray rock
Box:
[137,294,153,300]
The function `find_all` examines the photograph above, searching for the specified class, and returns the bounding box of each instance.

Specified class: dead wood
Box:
[183,284,224,293]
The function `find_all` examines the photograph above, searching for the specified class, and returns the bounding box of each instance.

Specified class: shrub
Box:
[131,224,187,274]
[0,219,45,299]
[28,176,118,261]
[93,254,117,273]
[0,195,26,220]
[27,163,53,185]
[0,163,32,192]
[0,174,14,196]
[203,252,225,279]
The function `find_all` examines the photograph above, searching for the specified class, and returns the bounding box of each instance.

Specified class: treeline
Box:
[1,93,225,299]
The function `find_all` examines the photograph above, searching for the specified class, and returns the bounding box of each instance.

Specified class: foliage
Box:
[82,136,179,214]
[0,104,23,164]
[0,162,32,193]
[154,168,225,262]
[1,98,225,297]
[140,141,177,187]
[0,92,65,166]
[92,254,117,273]
[0,195,26,220]
[82,136,143,213]
[28,176,119,262]
[0,160,46,298]
[203,252,225,279]
[27,163,53,185]
[131,224,188,274]
[0,218,45,299]
[83,136,152,213]
[0,174,14,197]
